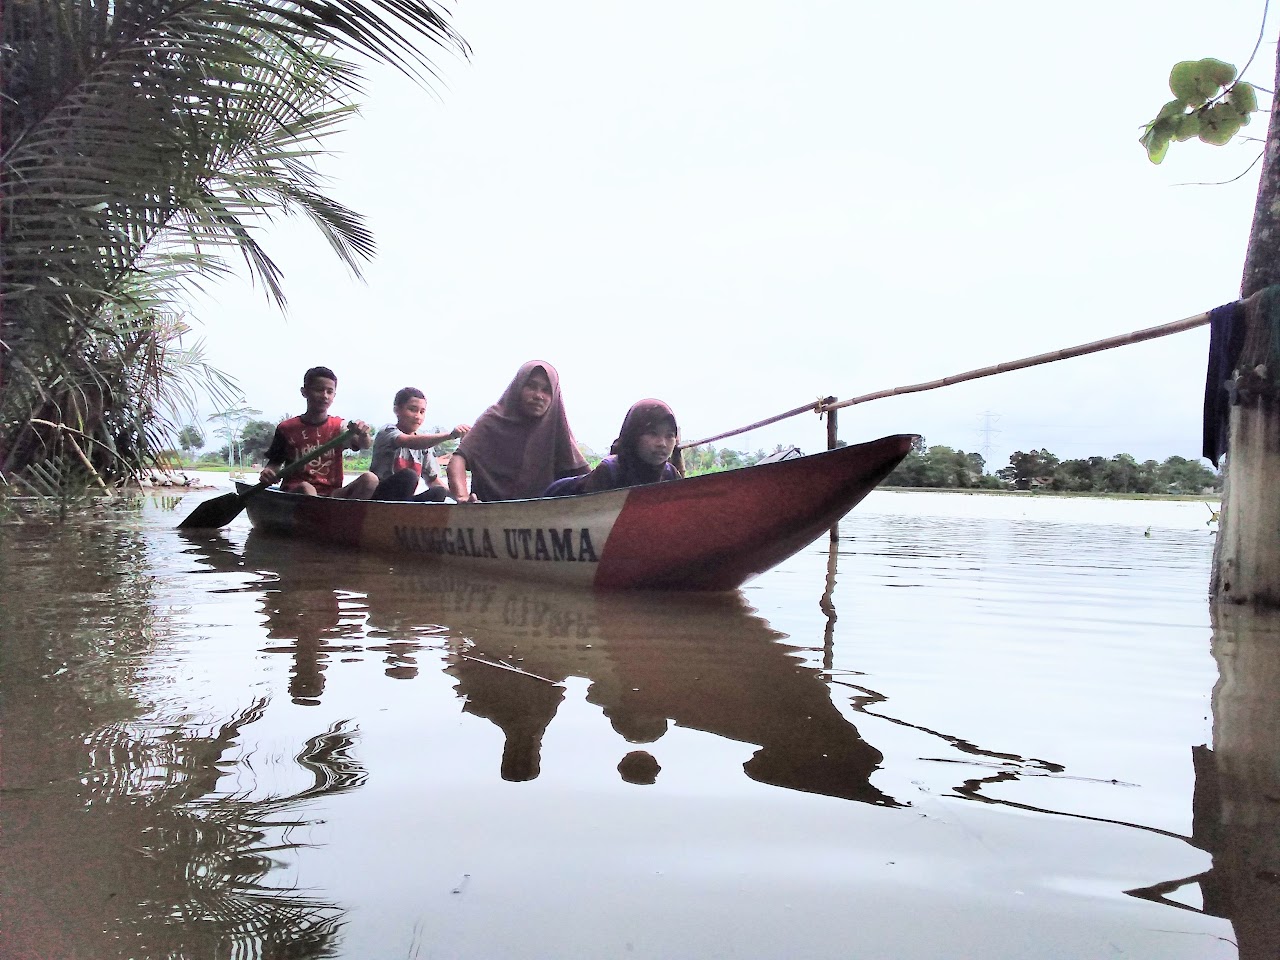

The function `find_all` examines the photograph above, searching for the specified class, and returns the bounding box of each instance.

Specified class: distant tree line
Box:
[994,448,1220,494]
[683,444,793,475]
[884,441,1220,494]
[883,444,1003,490]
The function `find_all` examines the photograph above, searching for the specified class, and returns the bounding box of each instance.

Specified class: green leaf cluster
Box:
[1139,58,1259,163]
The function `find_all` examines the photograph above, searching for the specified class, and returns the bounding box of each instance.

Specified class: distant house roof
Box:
[757,447,803,464]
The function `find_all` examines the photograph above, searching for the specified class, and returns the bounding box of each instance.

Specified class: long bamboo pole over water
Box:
[679,309,1216,451]
[823,309,1212,412]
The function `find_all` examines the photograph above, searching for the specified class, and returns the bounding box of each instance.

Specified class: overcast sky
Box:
[186,0,1269,468]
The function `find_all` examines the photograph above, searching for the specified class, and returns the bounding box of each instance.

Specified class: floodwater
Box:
[2,485,1277,960]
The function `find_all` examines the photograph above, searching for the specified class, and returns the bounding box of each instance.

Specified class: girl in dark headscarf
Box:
[543,399,683,497]
[448,361,589,502]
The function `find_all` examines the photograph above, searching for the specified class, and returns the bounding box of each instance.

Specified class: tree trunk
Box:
[1211,43,1280,607]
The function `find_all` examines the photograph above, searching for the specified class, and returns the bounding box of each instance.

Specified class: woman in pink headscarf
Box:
[447,361,589,502]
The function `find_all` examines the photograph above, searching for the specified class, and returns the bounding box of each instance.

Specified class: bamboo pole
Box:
[682,310,1215,454]
[823,310,1212,412]
[459,654,561,686]
[679,396,836,451]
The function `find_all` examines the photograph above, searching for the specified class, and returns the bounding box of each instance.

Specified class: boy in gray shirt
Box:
[370,387,470,501]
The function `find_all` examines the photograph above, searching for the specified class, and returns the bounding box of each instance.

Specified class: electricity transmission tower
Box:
[977,411,1001,469]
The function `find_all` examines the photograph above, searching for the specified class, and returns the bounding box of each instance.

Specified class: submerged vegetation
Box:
[0,0,468,497]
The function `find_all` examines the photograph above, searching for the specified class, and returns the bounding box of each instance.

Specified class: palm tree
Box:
[1,0,468,491]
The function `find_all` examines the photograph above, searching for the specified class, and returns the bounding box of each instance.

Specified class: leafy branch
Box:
[1141,58,1261,163]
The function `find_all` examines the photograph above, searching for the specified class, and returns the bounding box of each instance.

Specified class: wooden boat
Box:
[238,433,915,590]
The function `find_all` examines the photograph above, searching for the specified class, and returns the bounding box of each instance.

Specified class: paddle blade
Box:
[177,491,246,529]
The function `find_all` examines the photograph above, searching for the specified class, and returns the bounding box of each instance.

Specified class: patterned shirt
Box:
[264,416,346,495]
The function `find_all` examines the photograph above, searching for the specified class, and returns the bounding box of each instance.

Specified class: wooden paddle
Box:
[177,425,358,529]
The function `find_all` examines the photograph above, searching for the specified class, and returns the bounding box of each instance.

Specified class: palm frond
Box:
[2,1,468,486]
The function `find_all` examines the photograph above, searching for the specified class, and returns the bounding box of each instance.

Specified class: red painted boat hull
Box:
[240,433,915,590]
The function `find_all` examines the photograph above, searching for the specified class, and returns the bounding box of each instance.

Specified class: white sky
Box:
[185,0,1270,469]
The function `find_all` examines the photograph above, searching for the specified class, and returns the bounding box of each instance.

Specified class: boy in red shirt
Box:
[259,366,377,498]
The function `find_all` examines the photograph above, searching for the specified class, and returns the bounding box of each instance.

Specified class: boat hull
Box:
[239,433,915,590]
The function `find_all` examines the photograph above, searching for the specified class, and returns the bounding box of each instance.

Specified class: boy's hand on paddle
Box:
[348,420,374,449]
[259,466,279,485]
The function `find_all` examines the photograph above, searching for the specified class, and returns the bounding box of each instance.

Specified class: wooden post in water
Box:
[1212,42,1280,608]
[826,403,839,542]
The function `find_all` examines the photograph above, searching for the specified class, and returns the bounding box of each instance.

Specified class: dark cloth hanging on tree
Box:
[1262,285,1280,366]
[1202,300,1247,467]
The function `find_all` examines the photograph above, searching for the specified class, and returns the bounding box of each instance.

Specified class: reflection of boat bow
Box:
[431,578,900,805]
[238,434,915,590]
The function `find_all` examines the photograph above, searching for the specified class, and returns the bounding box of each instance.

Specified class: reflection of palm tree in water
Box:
[13,699,363,959]
[109,703,367,958]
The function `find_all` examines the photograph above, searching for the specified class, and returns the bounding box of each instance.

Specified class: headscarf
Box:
[456,360,588,500]
[609,399,684,484]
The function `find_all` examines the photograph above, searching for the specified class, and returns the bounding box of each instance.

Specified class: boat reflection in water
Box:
[235,529,900,807]
[174,526,1269,956]
[448,577,900,805]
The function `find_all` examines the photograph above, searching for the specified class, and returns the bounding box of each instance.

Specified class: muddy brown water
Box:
[2,487,1276,959]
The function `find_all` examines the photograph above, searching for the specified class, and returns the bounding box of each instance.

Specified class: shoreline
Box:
[878,486,1221,502]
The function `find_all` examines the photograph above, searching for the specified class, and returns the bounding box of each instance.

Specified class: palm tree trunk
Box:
[1212,40,1280,607]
